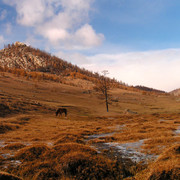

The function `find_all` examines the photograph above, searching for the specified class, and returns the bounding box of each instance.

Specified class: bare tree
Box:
[95,70,111,112]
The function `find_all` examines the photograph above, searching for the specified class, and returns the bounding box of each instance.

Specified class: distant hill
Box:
[135,85,166,94]
[170,88,180,96]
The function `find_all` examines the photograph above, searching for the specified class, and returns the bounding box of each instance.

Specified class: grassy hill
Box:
[0,43,179,179]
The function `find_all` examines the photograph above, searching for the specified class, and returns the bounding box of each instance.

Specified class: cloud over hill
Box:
[3,0,104,49]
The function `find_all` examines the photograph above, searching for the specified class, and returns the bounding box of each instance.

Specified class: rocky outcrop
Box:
[0,42,47,71]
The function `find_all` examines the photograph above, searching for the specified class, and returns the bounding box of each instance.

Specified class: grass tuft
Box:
[0,171,22,180]
[0,123,19,134]
[3,143,26,150]
[147,144,180,180]
[54,134,84,145]
[15,144,50,162]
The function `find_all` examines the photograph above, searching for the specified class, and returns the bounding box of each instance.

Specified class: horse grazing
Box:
[56,108,67,117]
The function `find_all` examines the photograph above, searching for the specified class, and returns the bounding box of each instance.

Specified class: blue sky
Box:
[1,0,180,91]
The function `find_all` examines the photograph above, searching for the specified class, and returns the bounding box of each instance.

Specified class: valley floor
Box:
[0,72,179,179]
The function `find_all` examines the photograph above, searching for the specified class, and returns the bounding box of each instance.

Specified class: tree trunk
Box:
[105,87,109,112]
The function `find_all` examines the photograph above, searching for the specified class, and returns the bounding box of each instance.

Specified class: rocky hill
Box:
[0,42,92,76]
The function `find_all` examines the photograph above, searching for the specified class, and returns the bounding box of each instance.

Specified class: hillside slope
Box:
[0,71,180,117]
[0,52,179,179]
[0,72,179,180]
[170,88,180,96]
[0,42,111,84]
[0,42,167,94]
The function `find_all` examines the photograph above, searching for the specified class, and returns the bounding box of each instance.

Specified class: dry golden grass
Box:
[54,134,85,145]
[9,143,133,179]
[0,123,19,134]
[3,143,26,150]
[0,171,22,180]
[135,145,180,180]
[0,72,180,179]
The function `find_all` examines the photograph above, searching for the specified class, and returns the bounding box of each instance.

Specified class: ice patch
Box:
[86,132,115,141]
[174,126,180,135]
[0,141,5,148]
[85,127,157,163]
[86,125,125,141]
[106,140,157,163]
[1,160,21,169]
[1,153,14,159]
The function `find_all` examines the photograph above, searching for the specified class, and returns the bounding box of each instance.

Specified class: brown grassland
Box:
[0,71,179,179]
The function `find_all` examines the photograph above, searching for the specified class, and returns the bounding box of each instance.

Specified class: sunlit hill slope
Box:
[0,42,179,180]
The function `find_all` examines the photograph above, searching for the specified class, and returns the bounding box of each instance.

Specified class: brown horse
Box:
[56,108,67,117]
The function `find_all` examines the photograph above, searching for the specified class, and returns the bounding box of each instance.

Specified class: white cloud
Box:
[0,9,7,20]
[82,49,180,92]
[5,23,12,34]
[55,51,90,65]
[74,24,104,47]
[39,27,70,43]
[3,0,103,49]
[3,0,54,26]
[0,35,6,47]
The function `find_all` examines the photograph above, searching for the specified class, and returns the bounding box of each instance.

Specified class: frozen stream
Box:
[86,128,157,163]
[106,140,157,163]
